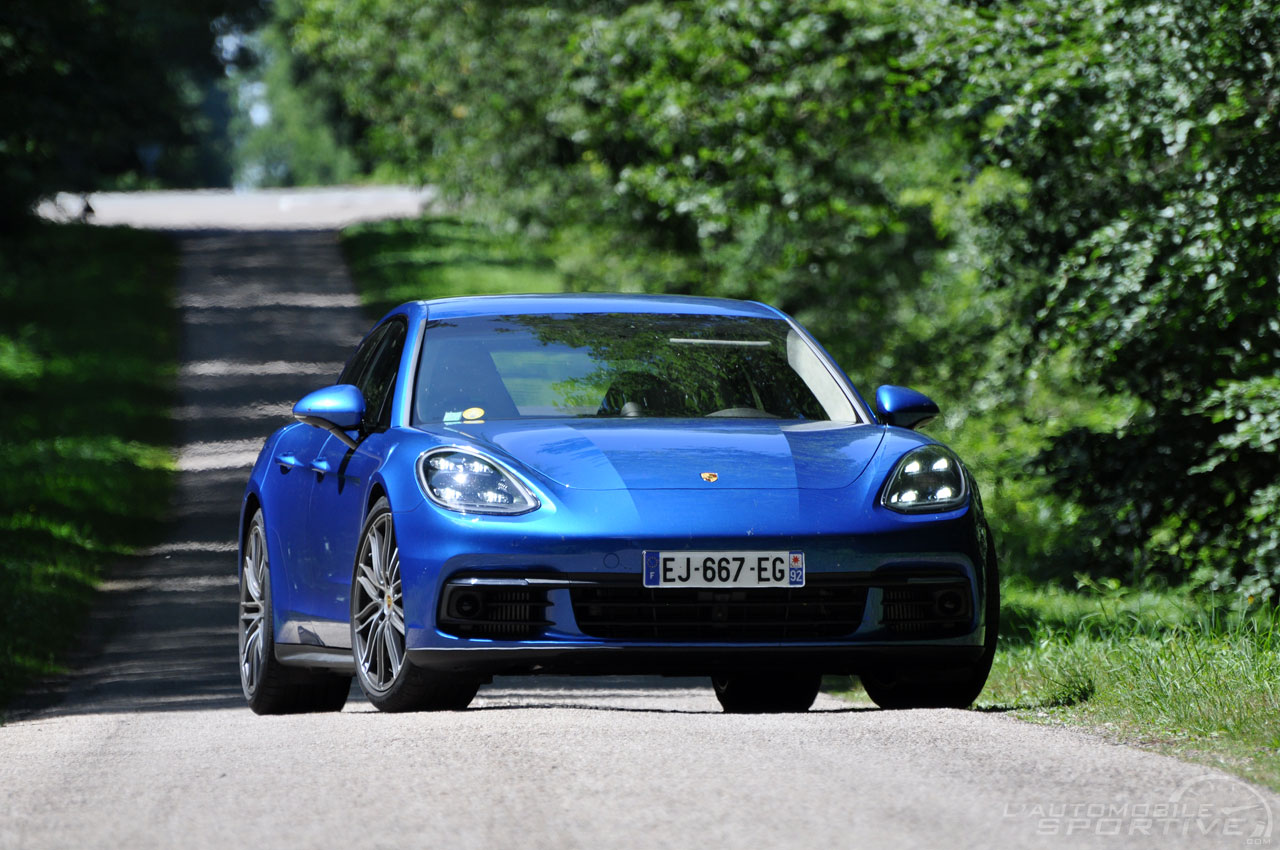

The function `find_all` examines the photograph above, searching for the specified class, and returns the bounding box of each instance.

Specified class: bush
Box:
[289,0,1280,596]
[0,224,178,704]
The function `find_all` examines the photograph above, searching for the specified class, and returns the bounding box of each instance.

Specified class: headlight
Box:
[880,445,968,513]
[417,448,540,515]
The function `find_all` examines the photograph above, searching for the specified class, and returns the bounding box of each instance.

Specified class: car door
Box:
[302,317,408,640]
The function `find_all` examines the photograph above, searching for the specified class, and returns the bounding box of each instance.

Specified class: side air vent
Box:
[879,581,972,638]
[438,581,552,640]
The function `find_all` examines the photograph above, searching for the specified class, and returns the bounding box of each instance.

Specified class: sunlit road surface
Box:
[5,189,1277,849]
[37,185,436,229]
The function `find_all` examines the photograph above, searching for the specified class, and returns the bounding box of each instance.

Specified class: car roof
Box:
[405,293,785,322]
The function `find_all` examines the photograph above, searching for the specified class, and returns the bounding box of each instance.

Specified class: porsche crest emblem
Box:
[700,472,719,483]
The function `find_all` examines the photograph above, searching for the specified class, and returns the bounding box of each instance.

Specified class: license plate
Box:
[642,551,805,588]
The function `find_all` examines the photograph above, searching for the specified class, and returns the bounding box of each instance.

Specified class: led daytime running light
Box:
[881,445,967,514]
[418,448,539,515]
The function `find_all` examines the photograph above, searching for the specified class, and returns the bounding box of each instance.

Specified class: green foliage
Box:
[292,0,957,375]
[303,0,1279,595]
[340,217,564,318]
[555,3,946,364]
[0,224,178,706]
[284,0,594,194]
[0,0,265,223]
[888,0,1280,592]
[305,0,1109,579]
[992,579,1280,789]
[1192,377,1280,598]
[229,7,365,188]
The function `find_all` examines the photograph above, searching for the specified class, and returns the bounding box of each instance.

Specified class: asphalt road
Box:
[4,189,1275,849]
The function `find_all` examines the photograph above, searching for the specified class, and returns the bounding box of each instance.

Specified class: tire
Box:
[712,672,822,713]
[239,508,352,715]
[861,528,1001,710]
[351,498,479,712]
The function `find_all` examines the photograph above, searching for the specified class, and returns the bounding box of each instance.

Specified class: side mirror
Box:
[875,385,940,430]
[293,384,366,449]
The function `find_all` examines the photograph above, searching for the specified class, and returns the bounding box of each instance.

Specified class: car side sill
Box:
[275,643,355,674]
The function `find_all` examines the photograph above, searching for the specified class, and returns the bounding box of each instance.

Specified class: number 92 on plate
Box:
[642,551,805,589]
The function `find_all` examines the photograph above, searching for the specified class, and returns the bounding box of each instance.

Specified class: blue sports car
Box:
[238,294,998,714]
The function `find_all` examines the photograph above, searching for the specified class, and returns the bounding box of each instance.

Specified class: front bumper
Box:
[437,567,976,641]
[393,485,993,677]
[403,557,988,677]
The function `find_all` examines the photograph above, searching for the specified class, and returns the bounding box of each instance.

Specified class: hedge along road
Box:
[2,188,1275,849]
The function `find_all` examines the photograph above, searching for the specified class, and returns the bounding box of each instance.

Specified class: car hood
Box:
[426,419,885,490]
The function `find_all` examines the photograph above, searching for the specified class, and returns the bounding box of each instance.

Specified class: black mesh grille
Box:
[570,581,868,640]
[438,585,551,640]
[880,582,972,638]
[438,568,972,642]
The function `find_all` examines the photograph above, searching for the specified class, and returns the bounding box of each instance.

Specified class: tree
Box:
[229,16,363,188]
[0,0,265,224]
[282,0,1280,594]
[895,0,1280,593]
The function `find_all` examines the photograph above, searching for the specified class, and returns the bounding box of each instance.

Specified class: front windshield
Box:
[413,312,861,424]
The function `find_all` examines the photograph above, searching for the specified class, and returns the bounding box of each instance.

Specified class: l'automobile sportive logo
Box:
[1002,773,1273,843]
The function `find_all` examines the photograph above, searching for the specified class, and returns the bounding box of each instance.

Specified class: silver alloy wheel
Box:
[353,511,405,692]
[239,514,268,697]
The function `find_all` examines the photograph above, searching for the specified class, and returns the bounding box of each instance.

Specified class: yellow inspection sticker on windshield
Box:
[462,407,485,421]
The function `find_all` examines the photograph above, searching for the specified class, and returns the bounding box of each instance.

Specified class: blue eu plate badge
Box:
[644,551,661,587]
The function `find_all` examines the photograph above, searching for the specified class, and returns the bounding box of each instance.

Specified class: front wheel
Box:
[239,508,351,714]
[712,672,822,713]
[861,529,1000,710]
[351,498,479,712]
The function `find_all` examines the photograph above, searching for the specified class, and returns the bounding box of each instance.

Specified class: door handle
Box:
[276,454,301,472]
[310,459,331,476]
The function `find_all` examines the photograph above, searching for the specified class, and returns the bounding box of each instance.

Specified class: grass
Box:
[339,216,564,318]
[343,213,1280,790]
[0,222,178,709]
[832,579,1280,790]
[990,581,1280,791]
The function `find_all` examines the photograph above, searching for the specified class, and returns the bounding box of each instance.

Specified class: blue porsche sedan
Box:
[237,294,998,714]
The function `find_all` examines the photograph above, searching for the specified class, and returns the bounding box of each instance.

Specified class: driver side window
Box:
[342,319,407,432]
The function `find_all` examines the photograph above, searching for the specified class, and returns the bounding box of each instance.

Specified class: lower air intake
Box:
[438,585,551,640]
[880,582,972,638]
[571,579,868,640]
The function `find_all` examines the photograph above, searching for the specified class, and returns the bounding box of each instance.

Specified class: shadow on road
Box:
[7,230,368,721]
